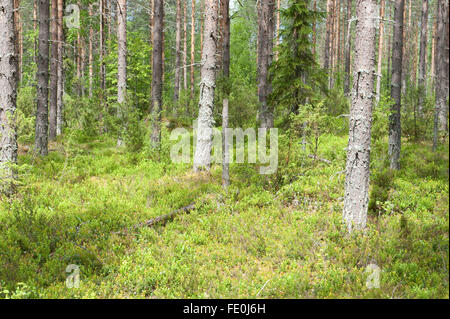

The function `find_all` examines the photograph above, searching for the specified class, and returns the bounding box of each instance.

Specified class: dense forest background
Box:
[0,0,448,298]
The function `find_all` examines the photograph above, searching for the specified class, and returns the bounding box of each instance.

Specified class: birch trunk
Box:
[0,0,19,195]
[193,0,218,171]
[343,0,377,232]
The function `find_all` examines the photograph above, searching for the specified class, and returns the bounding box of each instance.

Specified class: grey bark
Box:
[388,0,404,170]
[35,0,50,156]
[375,0,385,104]
[49,0,57,140]
[193,0,218,171]
[418,0,428,116]
[257,0,275,128]
[56,0,63,136]
[0,0,19,195]
[174,0,181,102]
[88,3,94,98]
[343,0,377,232]
[344,0,352,95]
[117,0,127,147]
[222,0,230,79]
[324,0,332,70]
[433,0,449,151]
[222,99,230,188]
[190,0,196,99]
[150,0,163,147]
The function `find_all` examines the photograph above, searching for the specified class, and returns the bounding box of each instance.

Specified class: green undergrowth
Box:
[0,132,448,299]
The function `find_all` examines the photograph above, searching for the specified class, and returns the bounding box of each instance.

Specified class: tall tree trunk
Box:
[13,0,22,83]
[99,0,107,129]
[56,0,63,136]
[190,0,196,99]
[0,0,19,195]
[343,0,377,232]
[88,3,94,98]
[324,0,332,69]
[276,0,281,59]
[430,15,437,88]
[375,0,385,104]
[336,0,341,73]
[313,0,317,56]
[433,0,449,150]
[193,0,218,171]
[344,0,352,95]
[389,0,405,170]
[49,0,57,140]
[183,1,188,91]
[222,0,230,79]
[257,0,275,128]
[149,0,153,84]
[418,0,428,116]
[35,0,50,156]
[174,0,181,102]
[117,0,127,146]
[151,0,163,147]
[222,98,229,187]
[200,0,204,59]
[401,0,409,95]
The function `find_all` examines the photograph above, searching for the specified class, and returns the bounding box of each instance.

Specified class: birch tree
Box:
[343,0,377,232]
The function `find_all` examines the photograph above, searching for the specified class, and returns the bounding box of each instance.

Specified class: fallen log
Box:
[308,154,332,165]
[113,203,196,235]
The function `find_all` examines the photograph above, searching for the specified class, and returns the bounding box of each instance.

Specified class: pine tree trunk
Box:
[343,0,377,232]
[117,0,127,146]
[99,0,106,129]
[222,98,230,187]
[49,0,58,140]
[193,0,218,171]
[222,0,230,79]
[151,0,164,147]
[324,0,332,69]
[13,0,22,83]
[313,0,317,56]
[0,0,19,195]
[183,1,188,91]
[174,0,181,102]
[433,0,449,151]
[88,3,94,98]
[344,0,352,95]
[389,0,404,170]
[375,0,385,104]
[257,0,275,128]
[190,0,196,99]
[56,0,63,136]
[417,0,429,107]
[35,0,50,156]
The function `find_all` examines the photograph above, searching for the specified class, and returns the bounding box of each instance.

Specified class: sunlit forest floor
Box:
[0,127,448,298]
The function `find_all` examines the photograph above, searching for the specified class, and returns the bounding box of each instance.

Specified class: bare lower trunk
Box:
[56,0,63,136]
[257,0,275,128]
[343,0,377,232]
[35,0,50,156]
[183,1,187,91]
[433,0,449,151]
[375,0,385,104]
[88,4,94,98]
[344,0,352,95]
[222,0,230,79]
[151,0,163,147]
[418,0,428,116]
[389,0,404,170]
[174,0,181,102]
[0,0,19,195]
[193,0,218,171]
[117,0,127,146]
[222,99,230,187]
[49,0,58,140]
[190,0,196,99]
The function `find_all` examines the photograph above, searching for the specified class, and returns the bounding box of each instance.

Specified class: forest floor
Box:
[0,132,448,298]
